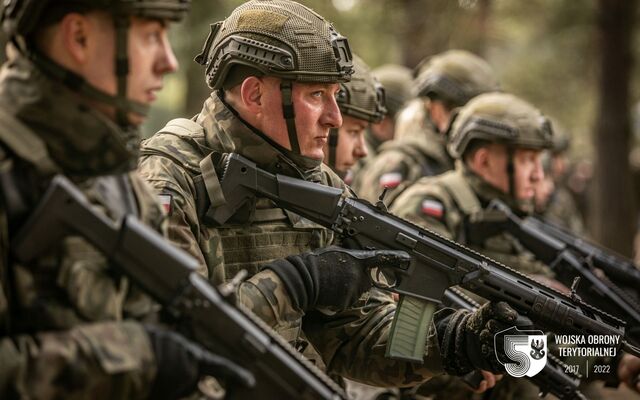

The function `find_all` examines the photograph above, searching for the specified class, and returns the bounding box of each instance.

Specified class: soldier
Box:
[0,1,252,398]
[390,92,640,398]
[354,50,500,206]
[349,63,412,188]
[324,54,386,184]
[367,63,413,155]
[540,131,586,235]
[138,0,517,390]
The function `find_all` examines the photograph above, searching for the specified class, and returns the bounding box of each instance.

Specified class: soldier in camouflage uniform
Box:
[0,1,253,398]
[367,64,413,156]
[353,50,500,206]
[138,0,520,390]
[539,131,586,235]
[349,63,412,188]
[324,54,386,184]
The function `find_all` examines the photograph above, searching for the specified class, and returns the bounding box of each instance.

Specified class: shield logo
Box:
[495,326,547,378]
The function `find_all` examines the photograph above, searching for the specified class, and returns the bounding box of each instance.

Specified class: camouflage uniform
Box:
[541,133,586,235]
[138,91,446,386]
[542,185,586,236]
[0,46,163,399]
[391,93,557,400]
[0,1,196,397]
[353,50,499,205]
[137,1,449,387]
[353,127,452,205]
[350,64,413,187]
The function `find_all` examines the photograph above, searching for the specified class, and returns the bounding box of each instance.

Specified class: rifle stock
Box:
[213,153,640,364]
[12,175,347,400]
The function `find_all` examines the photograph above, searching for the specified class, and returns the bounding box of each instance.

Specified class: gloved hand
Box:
[261,246,411,311]
[437,301,518,375]
[145,325,255,400]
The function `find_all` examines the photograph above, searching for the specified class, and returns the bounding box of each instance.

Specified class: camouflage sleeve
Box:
[390,182,458,240]
[0,321,156,400]
[138,155,210,277]
[304,290,445,387]
[238,272,445,387]
[353,150,410,203]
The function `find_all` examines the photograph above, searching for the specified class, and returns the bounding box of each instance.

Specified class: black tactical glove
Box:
[145,325,255,400]
[261,246,411,311]
[437,301,519,375]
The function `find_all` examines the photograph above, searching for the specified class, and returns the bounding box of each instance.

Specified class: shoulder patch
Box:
[421,198,444,219]
[379,172,403,189]
[158,193,173,216]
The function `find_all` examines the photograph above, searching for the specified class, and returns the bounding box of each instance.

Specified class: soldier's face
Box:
[474,145,544,200]
[82,14,178,126]
[258,79,343,160]
[324,115,368,173]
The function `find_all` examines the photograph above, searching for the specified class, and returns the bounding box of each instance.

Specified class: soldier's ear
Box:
[239,76,265,112]
[60,13,92,64]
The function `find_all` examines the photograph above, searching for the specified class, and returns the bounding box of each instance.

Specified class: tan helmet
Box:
[336,55,387,124]
[371,64,412,117]
[195,0,353,90]
[448,92,554,159]
[414,50,500,107]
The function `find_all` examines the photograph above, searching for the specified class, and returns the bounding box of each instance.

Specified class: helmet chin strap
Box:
[20,14,148,129]
[280,80,301,154]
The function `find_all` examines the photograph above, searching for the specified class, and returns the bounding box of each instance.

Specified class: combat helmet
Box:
[336,55,386,124]
[414,50,500,108]
[2,0,190,127]
[327,54,386,171]
[448,92,553,198]
[372,64,412,117]
[448,92,553,159]
[195,0,354,155]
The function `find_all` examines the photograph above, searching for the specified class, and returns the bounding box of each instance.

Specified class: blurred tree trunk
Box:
[395,0,492,69]
[590,0,637,256]
[396,0,449,68]
[466,0,491,57]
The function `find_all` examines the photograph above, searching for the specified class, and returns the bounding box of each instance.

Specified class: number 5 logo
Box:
[495,326,547,378]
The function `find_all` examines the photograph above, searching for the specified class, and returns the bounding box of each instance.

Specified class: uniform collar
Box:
[459,163,534,214]
[196,91,325,182]
[0,51,138,178]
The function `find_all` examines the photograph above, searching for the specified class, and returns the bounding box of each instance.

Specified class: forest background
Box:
[3,0,640,258]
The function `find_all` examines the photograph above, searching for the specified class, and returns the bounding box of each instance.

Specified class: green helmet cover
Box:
[337,55,386,124]
[448,92,554,159]
[195,0,353,90]
[414,50,500,107]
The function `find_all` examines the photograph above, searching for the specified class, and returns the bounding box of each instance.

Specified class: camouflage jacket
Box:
[0,53,162,399]
[541,185,586,236]
[394,98,430,141]
[138,91,446,386]
[351,129,454,206]
[390,166,554,277]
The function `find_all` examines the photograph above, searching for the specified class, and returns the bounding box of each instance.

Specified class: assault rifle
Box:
[210,152,640,364]
[11,175,347,400]
[466,200,640,334]
[444,288,586,400]
[526,214,640,289]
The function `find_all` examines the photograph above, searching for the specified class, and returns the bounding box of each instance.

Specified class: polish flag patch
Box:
[158,194,172,216]
[421,199,444,219]
[379,172,403,189]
